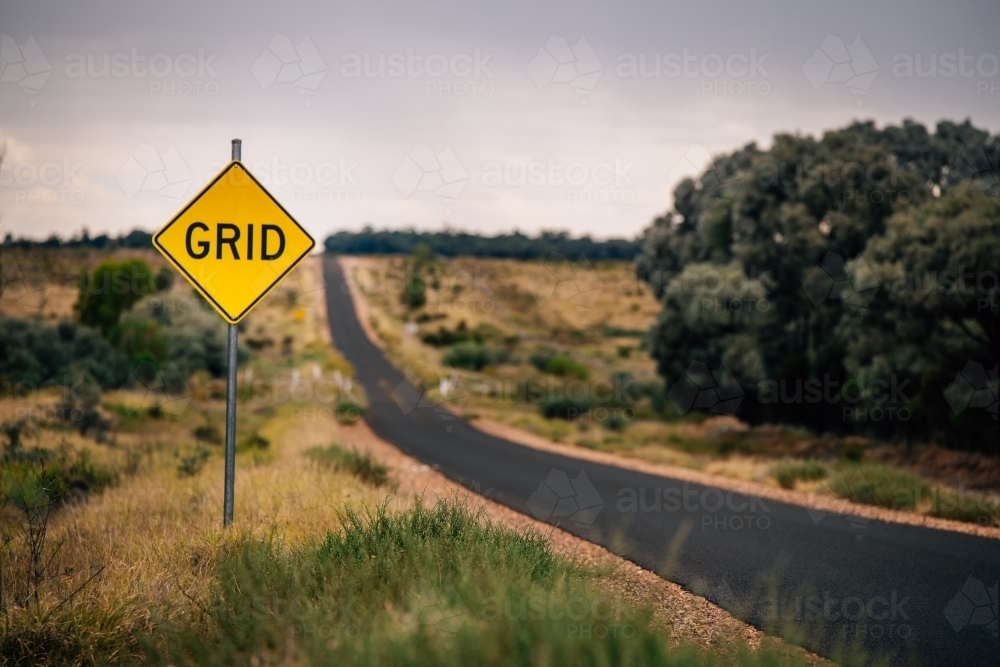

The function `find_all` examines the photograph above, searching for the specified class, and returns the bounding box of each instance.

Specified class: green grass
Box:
[770,460,827,490]
[542,355,590,380]
[827,463,929,510]
[141,501,805,667]
[306,443,391,487]
[442,342,504,371]
[929,487,1000,526]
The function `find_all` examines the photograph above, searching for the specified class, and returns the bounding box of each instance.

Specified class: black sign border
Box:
[152,160,317,324]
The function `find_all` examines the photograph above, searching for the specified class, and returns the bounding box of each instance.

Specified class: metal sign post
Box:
[152,136,315,528]
[223,138,241,527]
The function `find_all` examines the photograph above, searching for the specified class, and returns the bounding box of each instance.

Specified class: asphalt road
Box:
[322,256,999,667]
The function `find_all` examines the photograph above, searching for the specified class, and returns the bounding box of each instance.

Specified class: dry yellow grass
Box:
[0,254,386,664]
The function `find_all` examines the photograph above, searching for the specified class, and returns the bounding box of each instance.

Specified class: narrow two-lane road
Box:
[322,256,999,667]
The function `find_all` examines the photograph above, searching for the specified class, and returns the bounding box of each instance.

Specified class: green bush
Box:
[400,271,426,310]
[442,342,503,371]
[602,411,630,432]
[240,433,270,450]
[74,259,158,335]
[539,395,592,420]
[336,401,366,425]
[529,350,589,380]
[116,293,242,379]
[421,321,499,347]
[1,419,119,508]
[0,318,128,390]
[193,424,222,444]
[544,355,589,380]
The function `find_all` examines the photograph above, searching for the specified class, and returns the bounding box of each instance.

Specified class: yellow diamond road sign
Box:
[153,161,315,324]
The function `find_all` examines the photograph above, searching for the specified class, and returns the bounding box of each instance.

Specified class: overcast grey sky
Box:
[1,0,997,242]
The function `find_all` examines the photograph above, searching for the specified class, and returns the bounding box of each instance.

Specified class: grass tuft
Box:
[827,463,929,510]
[306,443,391,487]
[770,459,827,490]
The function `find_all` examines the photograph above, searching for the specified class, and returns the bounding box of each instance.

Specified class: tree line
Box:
[323,228,641,260]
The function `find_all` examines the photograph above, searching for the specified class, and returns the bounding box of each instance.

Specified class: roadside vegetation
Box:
[307,442,392,487]
[144,501,806,667]
[0,249,373,665]
[0,247,825,667]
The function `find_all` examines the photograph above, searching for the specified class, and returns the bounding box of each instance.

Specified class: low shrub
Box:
[538,395,592,420]
[177,446,210,478]
[193,424,222,444]
[0,318,128,390]
[529,349,589,380]
[335,401,366,425]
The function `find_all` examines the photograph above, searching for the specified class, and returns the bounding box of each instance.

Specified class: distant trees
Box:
[637,119,999,451]
[1,229,153,249]
[325,229,642,260]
